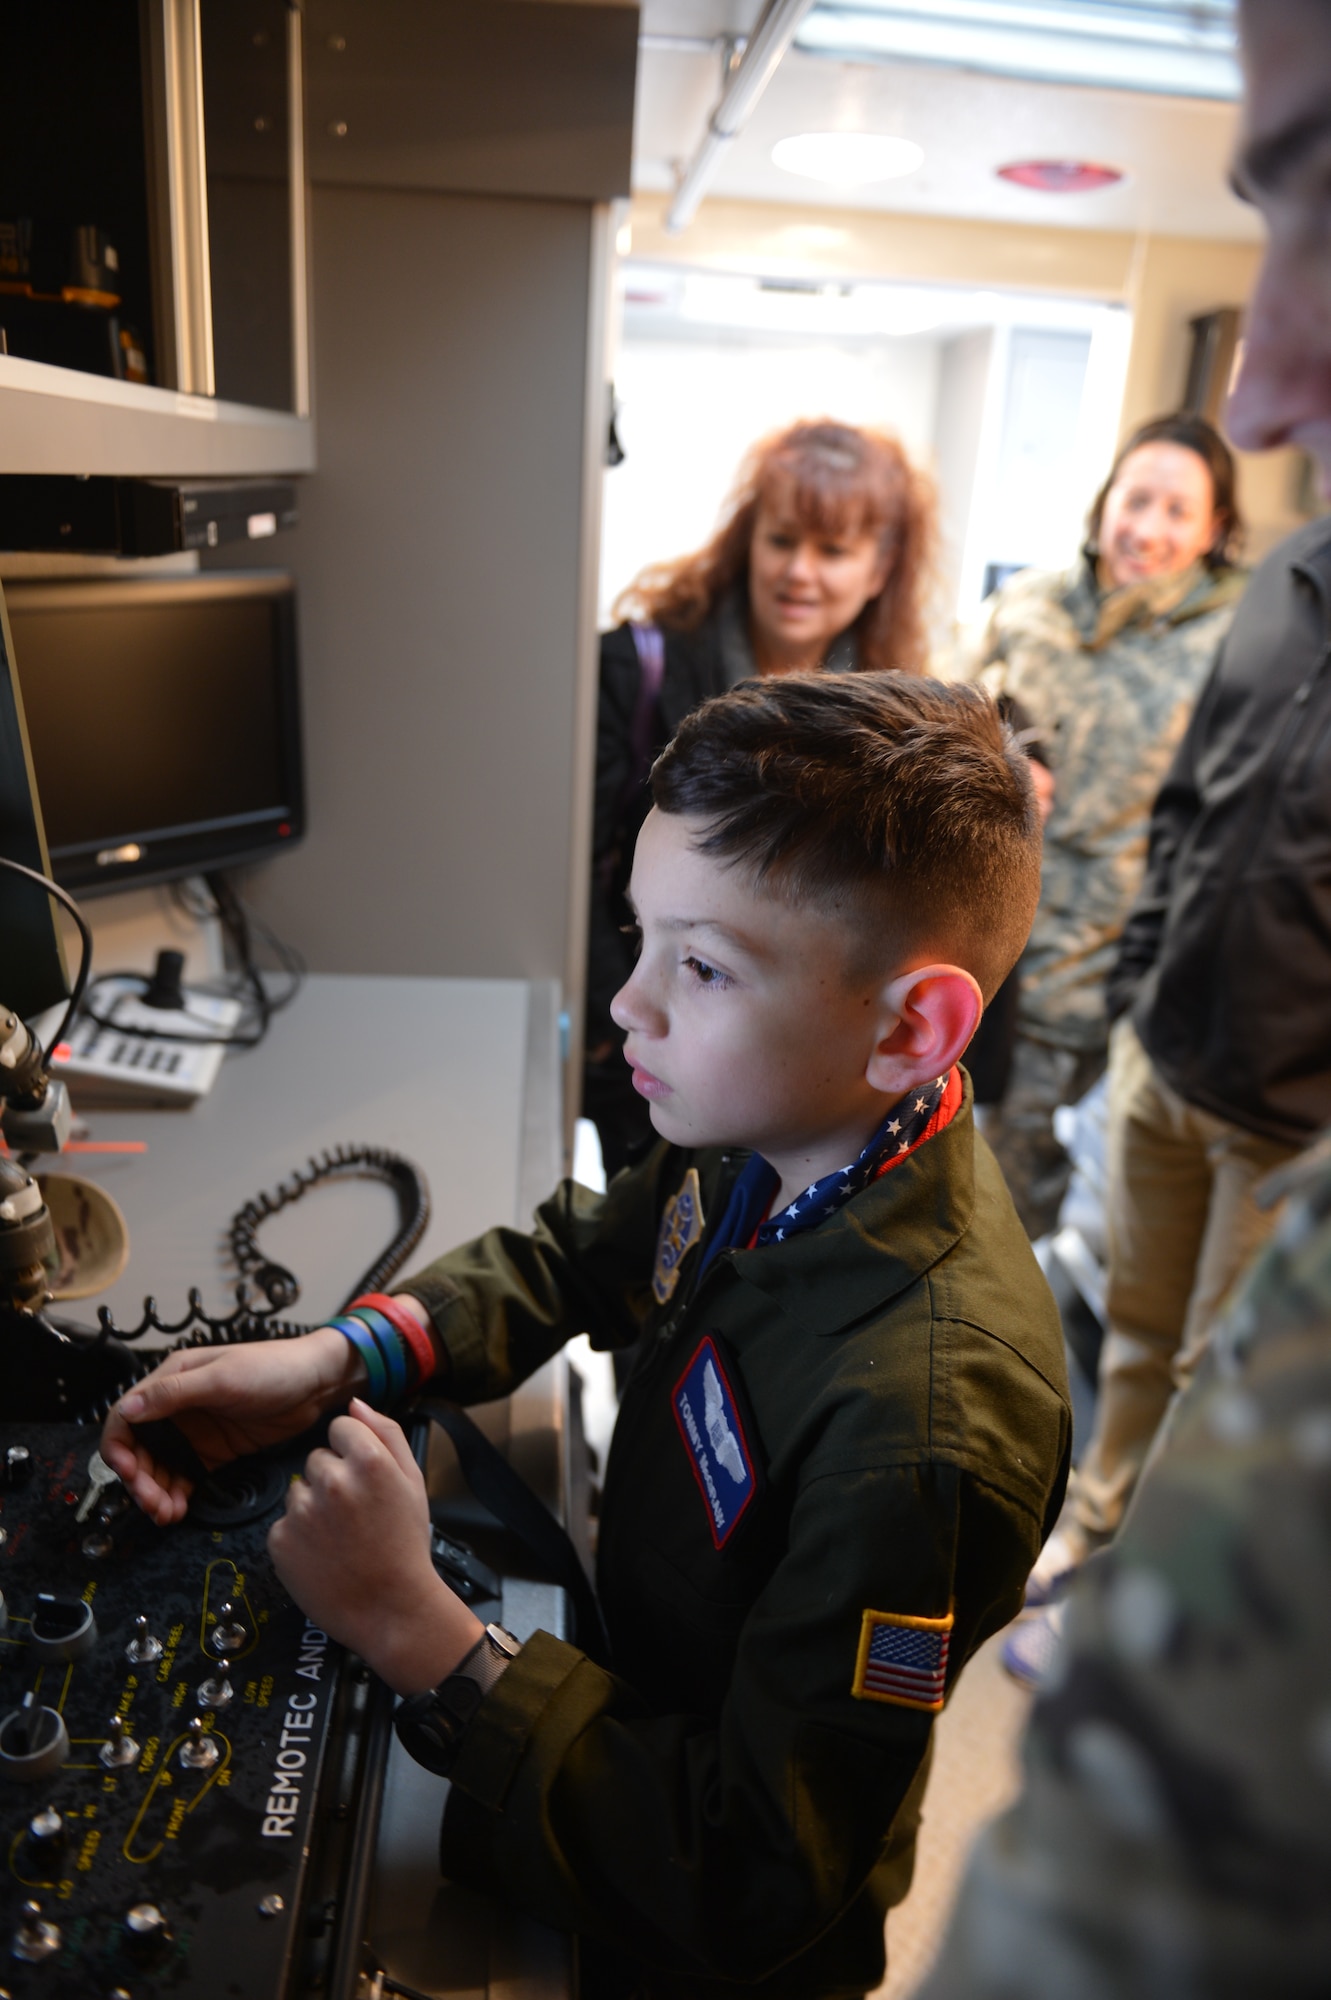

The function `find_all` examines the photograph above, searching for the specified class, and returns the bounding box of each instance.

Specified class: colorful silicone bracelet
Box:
[329,1313,390,1406]
[344,1305,409,1407]
[351,1292,436,1388]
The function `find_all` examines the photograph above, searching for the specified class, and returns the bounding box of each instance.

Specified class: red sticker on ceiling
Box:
[998,159,1123,193]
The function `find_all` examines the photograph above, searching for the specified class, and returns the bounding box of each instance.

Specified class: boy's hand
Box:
[101,1329,365,1527]
[268,1400,483,1695]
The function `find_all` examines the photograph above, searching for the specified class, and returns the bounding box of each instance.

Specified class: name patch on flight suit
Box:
[852,1609,953,1713]
[652,1167,705,1305]
[672,1336,757,1549]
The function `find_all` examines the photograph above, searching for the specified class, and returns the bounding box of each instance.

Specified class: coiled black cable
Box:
[52,1145,431,1420]
[228,1142,432,1313]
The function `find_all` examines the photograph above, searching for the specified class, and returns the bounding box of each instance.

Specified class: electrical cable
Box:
[0,851,93,1058]
[74,870,304,1051]
[44,1142,432,1424]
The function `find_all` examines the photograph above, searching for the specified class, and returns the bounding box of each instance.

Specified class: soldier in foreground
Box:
[922,1,1331,1987]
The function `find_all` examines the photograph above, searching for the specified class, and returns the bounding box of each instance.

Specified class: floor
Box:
[872,1629,1034,1998]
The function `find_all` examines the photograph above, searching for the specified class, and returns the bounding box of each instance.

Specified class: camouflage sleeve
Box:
[917,1151,1331,2000]
[1105,653,1219,1021]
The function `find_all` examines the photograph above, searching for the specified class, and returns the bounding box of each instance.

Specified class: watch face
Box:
[396,1695,462,1777]
[393,1634,518,1778]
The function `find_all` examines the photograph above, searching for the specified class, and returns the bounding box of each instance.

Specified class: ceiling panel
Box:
[632,5,1259,241]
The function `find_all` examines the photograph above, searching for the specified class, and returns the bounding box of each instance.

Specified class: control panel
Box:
[0,1423,382,2000]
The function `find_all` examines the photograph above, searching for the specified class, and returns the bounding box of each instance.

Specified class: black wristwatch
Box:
[393,1624,522,1777]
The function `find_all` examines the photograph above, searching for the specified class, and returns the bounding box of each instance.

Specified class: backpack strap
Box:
[419,1396,611,1667]
[597,622,667,898]
[627,621,666,784]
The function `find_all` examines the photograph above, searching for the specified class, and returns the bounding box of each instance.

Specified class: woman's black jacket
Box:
[586,612,754,1049]
[1107,514,1331,1145]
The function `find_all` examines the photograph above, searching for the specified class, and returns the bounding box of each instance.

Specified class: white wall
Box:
[599,332,941,627]
[933,328,997,612]
[225,185,604,1002]
[946,309,1133,622]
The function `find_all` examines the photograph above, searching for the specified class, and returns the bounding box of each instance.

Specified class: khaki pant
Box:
[1067,1017,1296,1539]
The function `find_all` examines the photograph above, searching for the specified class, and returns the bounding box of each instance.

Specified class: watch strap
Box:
[394,1624,521,1777]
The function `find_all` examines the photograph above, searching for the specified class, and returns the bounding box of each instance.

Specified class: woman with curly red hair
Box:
[584,418,937,1173]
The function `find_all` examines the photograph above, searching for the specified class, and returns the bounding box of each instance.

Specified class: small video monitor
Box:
[0,581,69,1019]
[5,572,304,896]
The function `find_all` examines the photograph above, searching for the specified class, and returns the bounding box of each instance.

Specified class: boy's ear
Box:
[865,965,984,1096]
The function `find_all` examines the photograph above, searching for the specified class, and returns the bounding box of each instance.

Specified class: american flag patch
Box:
[851,1609,953,1712]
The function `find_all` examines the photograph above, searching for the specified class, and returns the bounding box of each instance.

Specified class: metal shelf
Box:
[0,352,313,478]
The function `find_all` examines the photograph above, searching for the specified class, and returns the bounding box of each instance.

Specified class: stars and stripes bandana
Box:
[698,1068,960,1278]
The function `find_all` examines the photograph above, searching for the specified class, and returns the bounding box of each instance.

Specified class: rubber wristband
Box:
[344,1305,409,1407]
[329,1313,389,1407]
[351,1292,436,1389]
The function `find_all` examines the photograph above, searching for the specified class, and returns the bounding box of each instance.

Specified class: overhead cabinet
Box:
[0,0,312,477]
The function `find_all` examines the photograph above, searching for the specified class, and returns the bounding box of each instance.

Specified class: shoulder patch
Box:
[652,1166,705,1305]
[672,1335,757,1549]
[852,1608,953,1712]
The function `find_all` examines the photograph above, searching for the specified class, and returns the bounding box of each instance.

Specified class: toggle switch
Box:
[208,1599,248,1654]
[11,1900,60,1963]
[100,1715,140,1769]
[179,1716,219,1771]
[197,1658,234,1709]
[125,1614,163,1665]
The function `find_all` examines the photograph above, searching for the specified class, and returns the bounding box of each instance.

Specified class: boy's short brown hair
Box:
[651,673,1041,1001]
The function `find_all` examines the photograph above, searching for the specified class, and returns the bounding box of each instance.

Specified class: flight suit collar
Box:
[690,1076,977,1338]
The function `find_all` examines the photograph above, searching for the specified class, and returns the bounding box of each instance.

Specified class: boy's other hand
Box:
[268,1400,484,1695]
[101,1328,366,1527]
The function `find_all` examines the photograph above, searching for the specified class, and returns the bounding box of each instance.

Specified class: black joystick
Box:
[141,949,187,1011]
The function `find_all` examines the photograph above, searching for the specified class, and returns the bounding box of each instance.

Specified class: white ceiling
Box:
[635,1,1261,241]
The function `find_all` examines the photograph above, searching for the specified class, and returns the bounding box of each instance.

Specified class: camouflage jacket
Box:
[960,557,1245,1051]
[919,1137,1331,2000]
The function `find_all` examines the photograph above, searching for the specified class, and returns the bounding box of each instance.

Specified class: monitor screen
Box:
[6,572,304,895]
[0,581,69,1017]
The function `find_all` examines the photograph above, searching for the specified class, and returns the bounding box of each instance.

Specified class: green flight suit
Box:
[398,1084,1071,1998]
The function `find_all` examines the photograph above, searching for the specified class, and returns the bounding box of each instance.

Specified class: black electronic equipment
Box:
[0,478,299,557]
[0,582,69,1021]
[5,573,304,896]
[0,1416,392,2000]
[0,1141,435,1997]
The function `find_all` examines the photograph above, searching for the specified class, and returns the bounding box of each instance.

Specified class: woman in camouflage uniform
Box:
[960,414,1246,1238]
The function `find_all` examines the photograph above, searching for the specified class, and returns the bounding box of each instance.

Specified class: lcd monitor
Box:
[0,578,69,1019]
[5,572,304,896]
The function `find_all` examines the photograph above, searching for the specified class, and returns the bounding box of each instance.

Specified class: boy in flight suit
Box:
[104,673,1071,1999]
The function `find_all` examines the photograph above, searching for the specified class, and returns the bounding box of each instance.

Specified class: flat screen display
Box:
[0,584,69,1016]
[6,573,303,894]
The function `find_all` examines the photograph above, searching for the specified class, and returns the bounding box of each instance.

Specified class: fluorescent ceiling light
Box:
[679,273,941,336]
[625,266,1130,341]
[797,1,1240,100]
[772,131,925,185]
